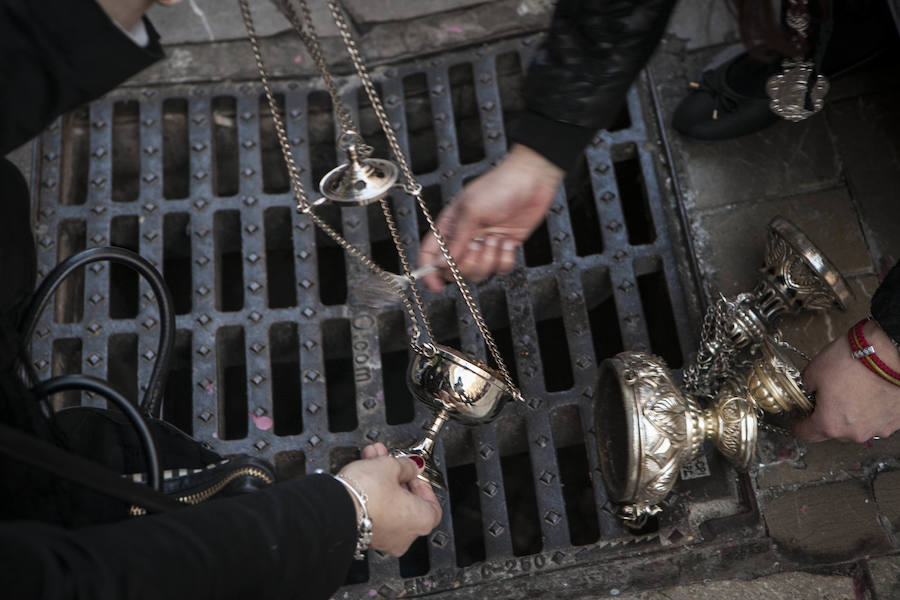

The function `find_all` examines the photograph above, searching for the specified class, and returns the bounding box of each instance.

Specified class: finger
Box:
[361,445,380,459]
[792,415,828,442]
[394,456,423,484]
[496,238,518,274]
[407,483,443,530]
[455,237,494,283]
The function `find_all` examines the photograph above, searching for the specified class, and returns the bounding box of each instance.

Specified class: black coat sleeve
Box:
[0,474,357,600]
[510,0,678,171]
[0,0,164,155]
[872,260,900,344]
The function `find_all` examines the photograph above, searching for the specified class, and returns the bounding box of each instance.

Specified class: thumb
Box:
[792,414,826,442]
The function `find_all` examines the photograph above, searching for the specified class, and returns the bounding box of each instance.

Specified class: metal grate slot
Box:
[530,277,574,392]
[449,63,486,165]
[608,103,632,132]
[162,98,190,200]
[259,93,290,194]
[357,85,390,160]
[307,90,336,188]
[263,207,297,308]
[368,202,400,273]
[213,210,244,312]
[60,108,90,206]
[398,536,430,578]
[112,100,140,203]
[479,287,519,386]
[379,311,414,425]
[448,450,486,567]
[316,205,347,306]
[107,333,138,405]
[162,212,192,315]
[109,215,140,319]
[274,450,306,481]
[500,417,542,557]
[522,219,553,267]
[551,405,600,546]
[216,325,248,440]
[54,219,86,324]
[269,321,302,436]
[496,51,524,141]
[613,142,656,245]
[415,184,444,236]
[582,266,624,363]
[323,319,358,433]
[51,338,82,410]
[636,256,683,368]
[211,96,239,197]
[402,73,438,174]
[567,157,605,256]
[163,330,193,435]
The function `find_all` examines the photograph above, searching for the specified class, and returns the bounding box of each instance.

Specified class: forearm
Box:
[871,260,900,345]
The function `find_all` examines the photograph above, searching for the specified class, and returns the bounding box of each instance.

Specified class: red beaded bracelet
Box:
[848,318,900,387]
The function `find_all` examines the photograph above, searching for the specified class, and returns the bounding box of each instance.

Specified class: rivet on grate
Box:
[92,119,107,129]
[366,430,379,441]
[551,551,566,564]
[528,397,542,410]
[575,355,592,369]
[90,233,106,245]
[290,137,304,146]
[92,146,107,159]
[581,386,595,399]
[253,406,267,417]
[295,222,310,231]
[346,216,360,229]
[523,37,534,45]
[624,314,639,325]
[384,68,397,78]
[618,280,634,293]
[254,440,269,451]
[91,205,106,215]
[480,101,496,112]
[142,350,156,362]
[553,231,570,243]
[42,179,57,190]
[613,249,628,262]
[297,250,310,261]
[478,444,495,459]
[301,307,316,318]
[385,95,400,107]
[89,263,104,274]
[196,285,210,297]
[488,521,505,537]
[243,195,258,207]
[534,435,549,448]
[549,203,564,215]
[142,317,157,330]
[89,293,104,305]
[197,345,211,357]
[195,255,210,266]
[306,403,321,415]
[194,227,210,238]
[143,202,157,213]
[566,292,580,303]
[38,236,53,249]
[395,206,411,217]
[250,373,266,386]
[196,313,211,326]
[241,139,256,150]
[199,410,213,422]
[249,342,265,354]
[431,85,445,96]
[606,221,623,233]
[391,122,402,131]
[248,311,263,323]
[239,83,250,93]
[437,140,451,152]
[191,199,207,211]
[87,354,102,366]
[302,339,317,351]
[362,398,376,410]
[487,130,502,141]
[192,142,207,152]
[289,108,302,119]
[539,471,556,485]
[143,230,159,242]
[601,191,615,202]
[544,510,562,526]
[40,208,55,219]
[482,481,499,497]
[142,173,158,184]
[143,290,155,302]
[594,163,610,174]
[247,281,262,294]
[431,531,449,548]
[240,111,254,122]
[561,261,575,271]
[34,359,49,371]
[479,73,493,84]
[44,151,58,161]
[592,136,604,147]
[246,253,260,264]
[523,366,537,378]
[36,327,51,339]
[143,146,159,157]
[245,224,259,234]
[241,168,255,178]
[308,434,322,448]
[193,170,208,181]
[304,370,320,381]
[91,175,106,188]
[86,322,102,335]
[142,118,156,127]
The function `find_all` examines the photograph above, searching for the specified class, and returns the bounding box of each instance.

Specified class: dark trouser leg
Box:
[0,158,36,326]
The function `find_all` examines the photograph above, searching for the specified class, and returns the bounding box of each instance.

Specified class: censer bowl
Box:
[406,345,511,425]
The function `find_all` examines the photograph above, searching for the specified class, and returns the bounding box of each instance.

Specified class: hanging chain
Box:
[238,0,435,350]
[322,0,521,402]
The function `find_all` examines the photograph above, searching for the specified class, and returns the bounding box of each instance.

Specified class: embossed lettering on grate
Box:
[31,36,749,598]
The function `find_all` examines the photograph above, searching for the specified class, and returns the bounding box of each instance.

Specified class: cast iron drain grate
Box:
[30,35,749,598]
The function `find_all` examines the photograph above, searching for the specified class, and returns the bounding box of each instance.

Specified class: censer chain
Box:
[323,0,521,401]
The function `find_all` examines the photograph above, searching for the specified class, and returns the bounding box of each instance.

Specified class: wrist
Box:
[332,473,373,559]
[506,144,565,186]
[864,318,900,372]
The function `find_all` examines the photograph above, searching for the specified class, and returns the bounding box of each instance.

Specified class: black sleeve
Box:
[0,474,357,600]
[510,0,678,171]
[0,0,164,155]
[872,260,900,344]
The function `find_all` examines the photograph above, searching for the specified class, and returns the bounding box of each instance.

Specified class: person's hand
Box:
[794,319,900,443]
[418,144,564,291]
[337,443,442,556]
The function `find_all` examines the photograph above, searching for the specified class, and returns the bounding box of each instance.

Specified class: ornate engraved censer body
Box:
[595,339,812,528]
[684,216,851,396]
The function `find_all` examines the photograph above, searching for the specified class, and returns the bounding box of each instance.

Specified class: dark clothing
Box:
[0,2,357,599]
[510,0,678,171]
[872,260,900,343]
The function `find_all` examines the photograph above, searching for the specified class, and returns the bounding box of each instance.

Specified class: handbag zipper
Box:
[129,466,274,516]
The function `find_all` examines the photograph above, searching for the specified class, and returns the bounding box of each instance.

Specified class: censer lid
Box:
[319,144,399,206]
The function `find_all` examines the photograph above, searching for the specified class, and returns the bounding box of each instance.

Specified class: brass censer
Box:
[240,0,522,489]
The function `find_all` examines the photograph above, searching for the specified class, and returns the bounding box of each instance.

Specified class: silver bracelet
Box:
[333,474,373,559]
